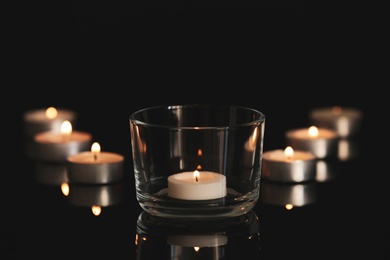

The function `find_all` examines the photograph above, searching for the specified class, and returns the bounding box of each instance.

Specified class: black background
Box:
[3,1,388,259]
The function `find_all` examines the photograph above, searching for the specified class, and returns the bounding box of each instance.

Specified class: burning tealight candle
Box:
[261,146,317,182]
[308,106,363,137]
[168,170,227,200]
[285,126,338,159]
[23,107,77,139]
[32,120,92,162]
[67,142,124,184]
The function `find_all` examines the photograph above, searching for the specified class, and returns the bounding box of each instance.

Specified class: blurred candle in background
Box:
[308,106,362,138]
[285,126,338,159]
[23,107,77,139]
[31,120,92,162]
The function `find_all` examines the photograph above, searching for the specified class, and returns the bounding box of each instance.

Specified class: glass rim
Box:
[129,104,265,129]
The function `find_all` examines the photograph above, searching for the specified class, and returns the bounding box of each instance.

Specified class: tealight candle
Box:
[32,120,92,162]
[261,146,317,182]
[168,170,227,200]
[23,107,77,139]
[285,126,338,159]
[67,142,124,184]
[308,106,362,137]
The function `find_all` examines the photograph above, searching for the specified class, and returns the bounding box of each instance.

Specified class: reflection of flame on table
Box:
[135,211,261,260]
[261,180,316,208]
[338,138,359,161]
[316,159,339,182]
[65,182,123,216]
[34,162,68,185]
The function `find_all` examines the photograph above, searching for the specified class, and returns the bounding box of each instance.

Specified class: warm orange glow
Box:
[60,120,72,135]
[284,146,294,159]
[91,205,101,216]
[197,149,202,156]
[194,247,200,252]
[308,126,319,137]
[45,107,58,119]
[196,164,202,170]
[61,182,69,196]
[285,204,293,210]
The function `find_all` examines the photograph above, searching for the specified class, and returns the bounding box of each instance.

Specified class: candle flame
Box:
[60,120,72,135]
[91,205,101,216]
[91,142,101,161]
[197,149,202,156]
[196,164,202,170]
[193,170,200,182]
[284,146,294,159]
[45,107,58,119]
[194,247,200,252]
[308,126,319,137]
[285,204,294,210]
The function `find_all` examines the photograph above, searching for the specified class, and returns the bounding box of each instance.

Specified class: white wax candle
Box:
[261,146,317,182]
[23,107,77,138]
[67,142,124,184]
[168,170,227,200]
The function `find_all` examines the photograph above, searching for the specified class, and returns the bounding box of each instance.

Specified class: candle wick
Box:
[195,176,198,182]
[94,154,97,161]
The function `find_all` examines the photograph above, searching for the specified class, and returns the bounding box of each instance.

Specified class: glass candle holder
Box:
[129,105,265,220]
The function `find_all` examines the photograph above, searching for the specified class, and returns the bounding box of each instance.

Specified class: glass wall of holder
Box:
[129,105,266,220]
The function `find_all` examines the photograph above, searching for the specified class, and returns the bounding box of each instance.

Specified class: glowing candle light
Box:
[23,107,77,138]
[32,120,92,162]
[262,146,317,182]
[285,126,338,159]
[67,142,124,184]
[168,170,227,200]
[309,106,363,137]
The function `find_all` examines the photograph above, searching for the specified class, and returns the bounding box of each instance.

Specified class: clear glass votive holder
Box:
[129,105,266,220]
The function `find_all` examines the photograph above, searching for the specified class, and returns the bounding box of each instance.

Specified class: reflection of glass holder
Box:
[34,162,68,185]
[260,180,316,207]
[67,182,123,208]
[135,211,261,260]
